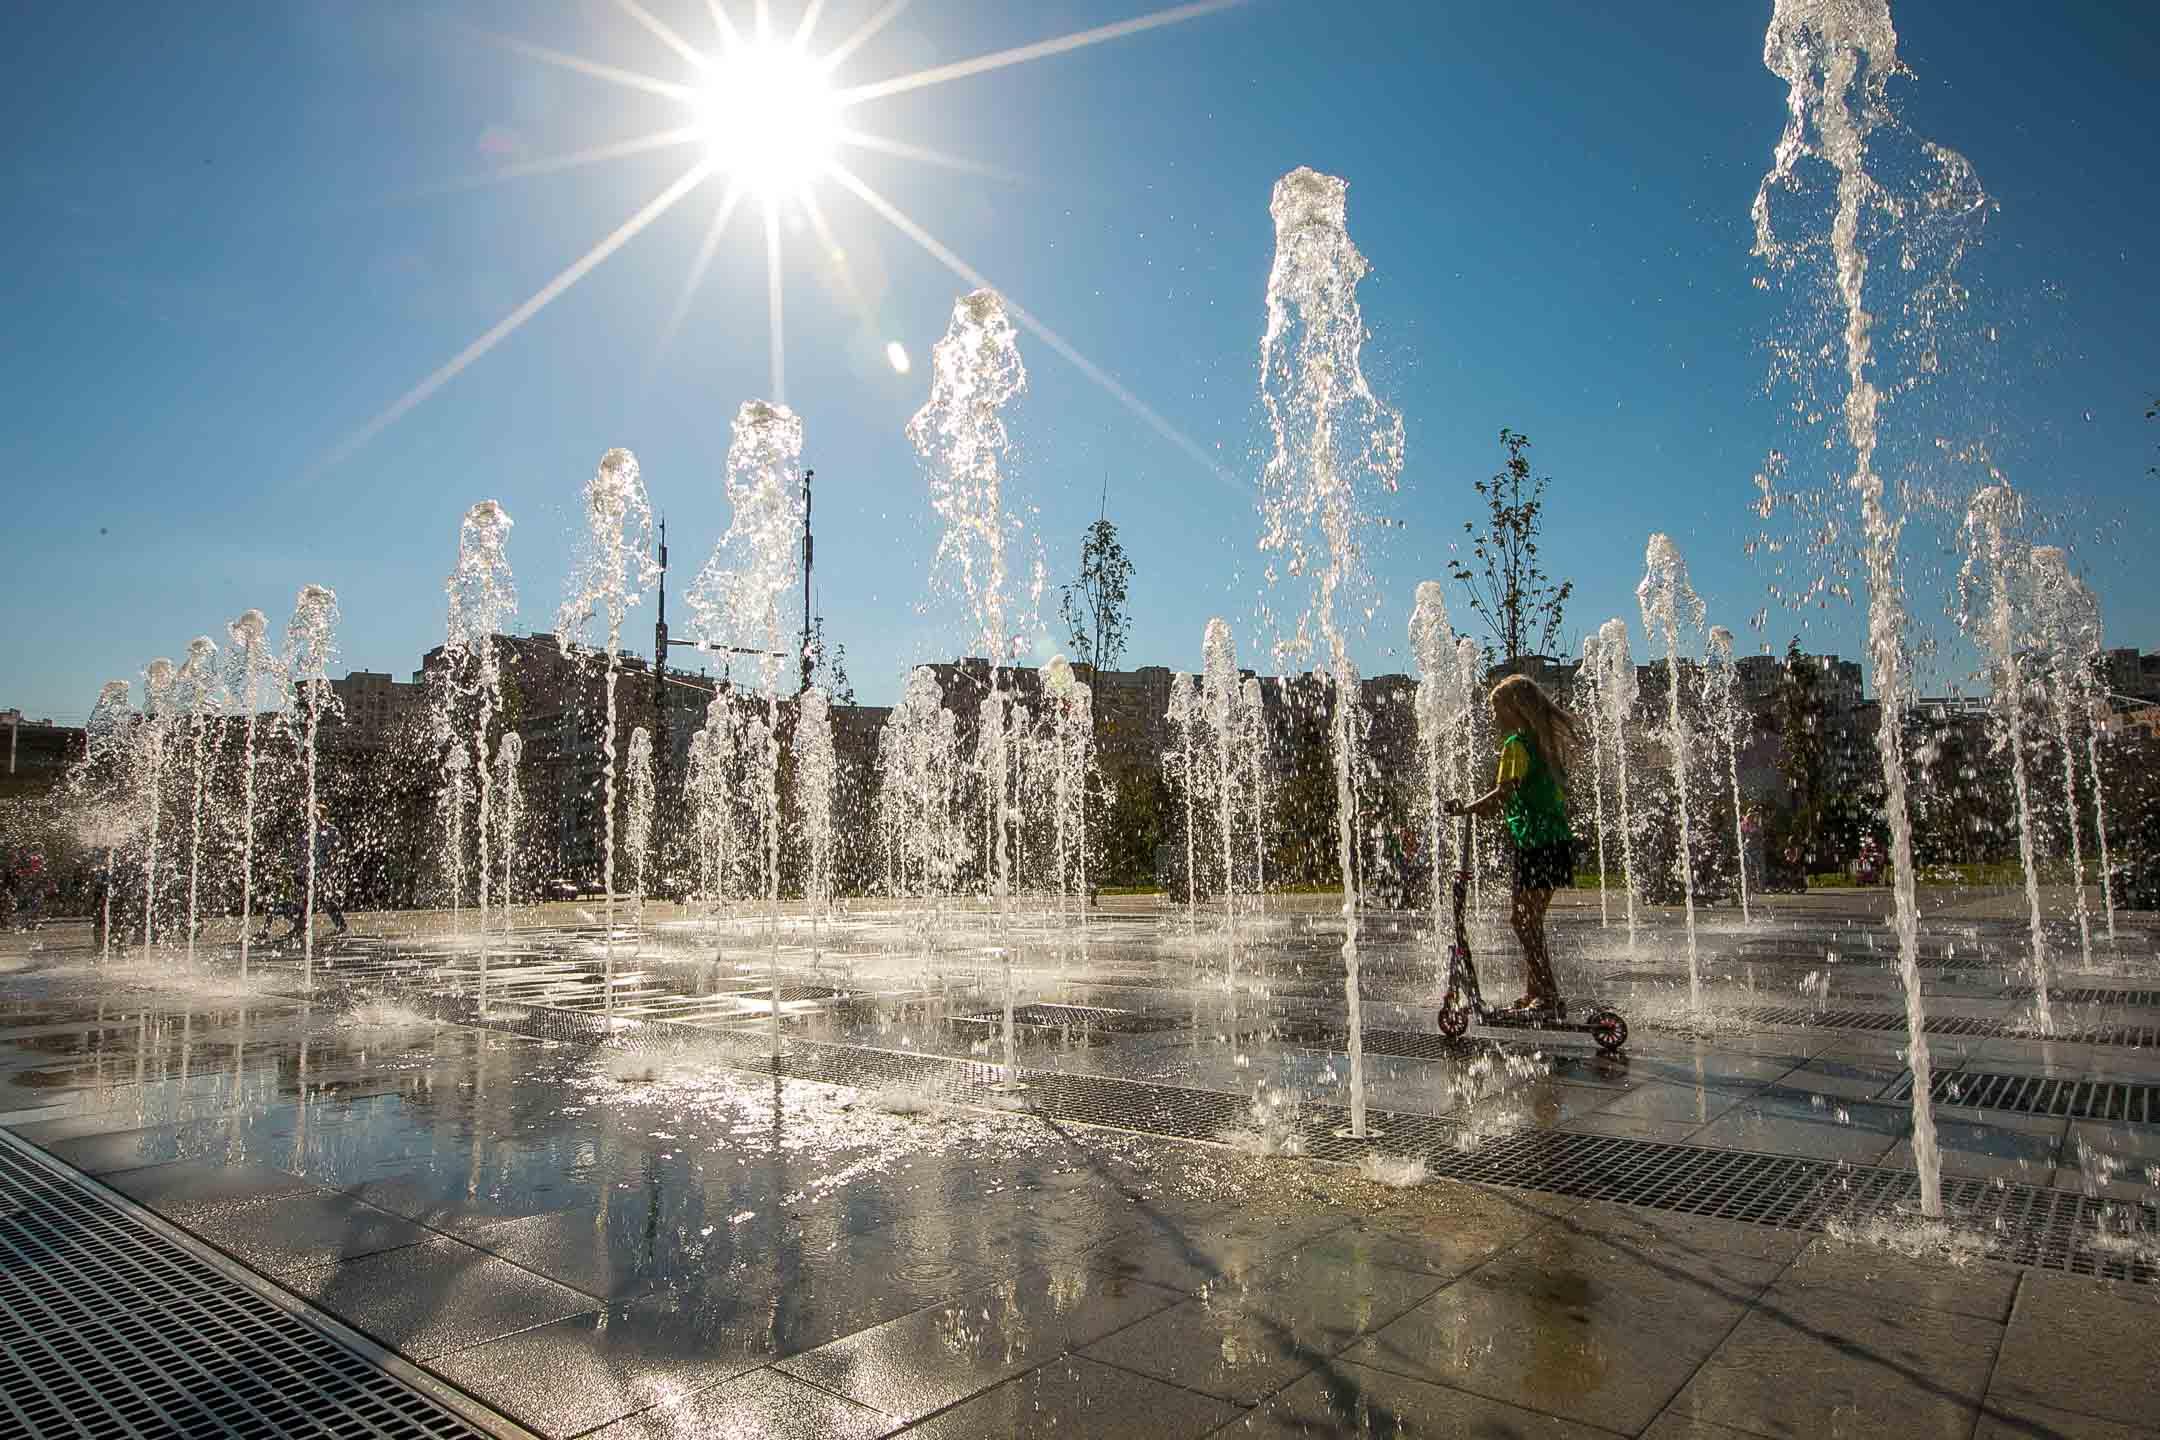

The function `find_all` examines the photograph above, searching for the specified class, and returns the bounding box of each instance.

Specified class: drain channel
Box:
[0,1133,511,1439]
[1738,1007,2160,1048]
[1888,1069,2160,1124]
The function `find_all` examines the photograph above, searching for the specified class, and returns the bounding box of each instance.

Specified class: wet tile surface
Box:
[1,906,2156,1439]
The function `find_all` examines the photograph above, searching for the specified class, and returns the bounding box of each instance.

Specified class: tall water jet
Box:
[1754,0,1987,1215]
[495,731,524,934]
[1042,658,1090,927]
[1959,486,2050,1026]
[625,726,654,932]
[793,688,836,957]
[1241,677,1270,918]
[1411,582,1464,961]
[2031,547,2114,942]
[1638,534,1706,1009]
[1201,620,1242,948]
[689,403,806,1054]
[75,681,137,962]
[1454,635,1489,922]
[137,657,177,950]
[689,693,747,914]
[286,584,341,988]
[1165,672,1202,930]
[442,747,470,926]
[1256,167,1405,1140]
[446,500,516,944]
[1597,619,1640,949]
[1579,634,1611,927]
[175,636,223,964]
[2030,546,2099,965]
[225,611,278,977]
[909,290,1029,923]
[557,448,658,1016]
[1705,626,1753,923]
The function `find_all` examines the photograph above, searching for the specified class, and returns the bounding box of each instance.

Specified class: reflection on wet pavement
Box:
[2,900,2156,1435]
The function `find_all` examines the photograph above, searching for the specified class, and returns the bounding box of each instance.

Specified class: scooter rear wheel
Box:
[1436,1004,1470,1039]
[1589,1009,1629,1054]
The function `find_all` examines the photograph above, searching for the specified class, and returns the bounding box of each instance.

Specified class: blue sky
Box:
[4,0,2155,720]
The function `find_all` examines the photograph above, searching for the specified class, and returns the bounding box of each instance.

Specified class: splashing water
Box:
[1256,167,1405,1140]
[691,402,807,1051]
[625,726,655,932]
[557,449,658,1017]
[793,687,837,956]
[224,611,279,977]
[1201,620,1242,954]
[1411,582,1467,966]
[1455,635,1489,924]
[175,636,223,964]
[494,731,524,936]
[1958,486,2051,1028]
[909,290,1029,920]
[446,500,516,944]
[72,681,138,963]
[136,657,176,951]
[2030,546,2104,962]
[1241,676,1270,918]
[1704,626,1752,924]
[1754,0,1988,1216]
[1638,534,1706,1009]
[1578,633,1612,927]
[1165,672,1202,932]
[286,584,341,988]
[1042,657,1094,933]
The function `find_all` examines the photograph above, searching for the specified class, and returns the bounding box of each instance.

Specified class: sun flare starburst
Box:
[327,1,1244,478]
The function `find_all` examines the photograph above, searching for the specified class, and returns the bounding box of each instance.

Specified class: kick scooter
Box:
[1436,814,1628,1054]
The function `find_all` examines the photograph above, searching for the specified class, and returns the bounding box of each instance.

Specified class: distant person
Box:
[1446,674,1580,1014]
[271,824,349,942]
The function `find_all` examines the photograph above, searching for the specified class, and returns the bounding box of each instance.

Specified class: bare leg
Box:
[1512,886,1558,1005]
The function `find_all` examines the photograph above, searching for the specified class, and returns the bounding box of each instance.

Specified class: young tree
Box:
[1447,428,1574,664]
[1772,638,1828,856]
[1059,516,1134,676]
[805,617,854,705]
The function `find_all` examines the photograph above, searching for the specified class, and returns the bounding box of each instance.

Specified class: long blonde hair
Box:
[1490,674,1579,776]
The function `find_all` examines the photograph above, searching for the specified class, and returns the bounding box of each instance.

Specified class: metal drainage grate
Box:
[955,1004,1187,1036]
[1738,1007,2160,1049]
[2046,989,2160,1009]
[0,1136,501,1439]
[1889,1069,2160,1124]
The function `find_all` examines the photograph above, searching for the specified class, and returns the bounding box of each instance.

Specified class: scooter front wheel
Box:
[1436,1003,1470,1040]
[1589,1009,1629,1054]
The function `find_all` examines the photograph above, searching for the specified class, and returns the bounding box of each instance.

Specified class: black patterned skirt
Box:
[1512,836,1577,893]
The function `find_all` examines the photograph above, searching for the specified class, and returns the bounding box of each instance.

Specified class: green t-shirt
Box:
[1495,732,1570,848]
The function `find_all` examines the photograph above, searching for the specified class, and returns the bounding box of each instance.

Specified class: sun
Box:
[328,2,1248,474]
[693,38,840,198]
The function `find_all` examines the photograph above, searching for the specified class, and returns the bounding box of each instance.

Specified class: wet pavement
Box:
[2,894,2157,1437]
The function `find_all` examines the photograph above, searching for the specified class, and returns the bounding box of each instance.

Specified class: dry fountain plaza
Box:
[1,886,2156,1439]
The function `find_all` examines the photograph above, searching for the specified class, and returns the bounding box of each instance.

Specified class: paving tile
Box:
[1077,1197,1355,1295]
[1780,1237,2021,1322]
[430,1305,772,1439]
[1880,1116,2064,1184]
[1080,1247,1447,1404]
[1666,1279,1998,1440]
[1688,1093,1906,1166]
[1233,1360,1617,1438]
[906,1355,1241,1439]
[34,1124,201,1174]
[1342,1228,1782,1434]
[1591,1082,1747,1126]
[464,1208,666,1301]
[104,1157,328,1214]
[1640,1415,1779,1440]
[177,1190,435,1275]
[1559,1198,1811,1266]
[282,1234,600,1361]
[1973,1394,2160,1440]
[776,1261,1185,1420]
[1315,1181,1558,1278]
[584,1366,901,1440]
[1990,1271,2160,1428]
